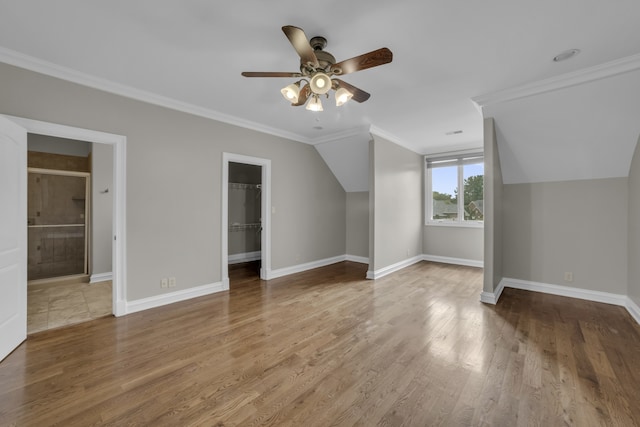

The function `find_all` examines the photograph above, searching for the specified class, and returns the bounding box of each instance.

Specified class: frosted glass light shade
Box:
[309,72,332,95]
[280,82,300,103]
[335,87,353,106]
[306,95,323,112]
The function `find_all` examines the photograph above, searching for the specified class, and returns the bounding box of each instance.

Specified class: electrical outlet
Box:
[564,272,573,282]
[168,277,177,288]
[161,278,168,288]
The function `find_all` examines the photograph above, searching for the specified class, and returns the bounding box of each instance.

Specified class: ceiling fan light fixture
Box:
[309,72,332,95]
[335,87,353,106]
[280,82,301,103]
[306,94,323,112]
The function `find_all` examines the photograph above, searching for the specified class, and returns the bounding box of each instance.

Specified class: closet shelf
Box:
[229,223,261,232]
[229,182,261,190]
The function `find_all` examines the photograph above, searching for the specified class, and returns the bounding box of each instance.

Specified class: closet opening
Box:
[227,162,262,283]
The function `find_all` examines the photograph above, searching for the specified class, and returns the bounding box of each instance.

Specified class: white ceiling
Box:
[1,1,640,187]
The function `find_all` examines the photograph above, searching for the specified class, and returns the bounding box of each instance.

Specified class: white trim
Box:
[625,297,640,325]
[345,255,369,264]
[265,255,346,280]
[423,254,483,268]
[487,278,640,326]
[502,277,628,306]
[3,115,127,317]
[425,221,484,228]
[472,53,640,108]
[480,280,505,305]
[90,272,112,284]
[369,125,418,154]
[222,153,271,287]
[311,126,370,145]
[125,282,225,315]
[228,251,262,264]
[365,255,423,280]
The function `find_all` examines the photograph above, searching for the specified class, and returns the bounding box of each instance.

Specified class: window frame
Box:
[425,154,484,228]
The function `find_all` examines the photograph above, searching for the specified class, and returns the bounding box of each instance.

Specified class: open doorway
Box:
[26,134,113,333]
[221,153,271,288]
[227,162,262,281]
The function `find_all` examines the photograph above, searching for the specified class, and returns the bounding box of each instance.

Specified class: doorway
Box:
[26,134,114,333]
[3,115,127,317]
[228,162,262,280]
[0,115,126,360]
[221,153,271,288]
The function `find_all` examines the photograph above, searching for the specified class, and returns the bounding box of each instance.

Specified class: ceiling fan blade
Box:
[242,72,301,78]
[332,79,371,103]
[282,25,319,68]
[292,85,311,107]
[332,48,393,75]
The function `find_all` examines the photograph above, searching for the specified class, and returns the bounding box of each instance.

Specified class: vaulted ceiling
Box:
[1,1,639,189]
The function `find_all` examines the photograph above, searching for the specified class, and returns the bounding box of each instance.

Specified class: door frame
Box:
[222,153,271,287]
[3,115,128,316]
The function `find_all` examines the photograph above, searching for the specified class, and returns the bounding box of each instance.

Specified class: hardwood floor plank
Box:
[1,262,639,426]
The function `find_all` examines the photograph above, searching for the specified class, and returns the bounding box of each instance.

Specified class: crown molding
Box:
[369,125,420,154]
[0,46,312,144]
[311,126,370,145]
[472,53,640,109]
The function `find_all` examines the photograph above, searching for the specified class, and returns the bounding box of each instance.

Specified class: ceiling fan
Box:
[241,25,393,111]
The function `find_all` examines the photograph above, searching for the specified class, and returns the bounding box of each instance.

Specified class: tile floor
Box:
[27,280,112,334]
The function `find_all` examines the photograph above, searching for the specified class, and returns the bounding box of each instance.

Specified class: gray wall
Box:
[370,134,423,271]
[423,226,483,261]
[483,118,503,293]
[91,142,113,276]
[346,191,369,259]
[0,62,346,300]
[502,177,628,294]
[628,136,640,305]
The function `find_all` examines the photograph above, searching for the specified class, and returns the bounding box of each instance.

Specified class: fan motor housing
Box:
[305,36,336,71]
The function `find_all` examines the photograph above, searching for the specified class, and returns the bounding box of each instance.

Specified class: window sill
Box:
[425,221,484,229]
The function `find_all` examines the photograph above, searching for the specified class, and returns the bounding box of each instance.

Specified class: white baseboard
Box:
[366,255,423,280]
[480,280,505,304]
[485,277,640,326]
[422,254,483,268]
[90,272,113,284]
[265,255,347,280]
[345,255,369,264]
[228,251,261,265]
[502,278,628,306]
[626,296,640,324]
[125,281,226,315]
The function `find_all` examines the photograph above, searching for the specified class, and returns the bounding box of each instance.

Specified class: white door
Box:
[0,116,27,362]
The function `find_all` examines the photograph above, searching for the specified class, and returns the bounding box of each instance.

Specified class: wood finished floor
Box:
[1,261,640,426]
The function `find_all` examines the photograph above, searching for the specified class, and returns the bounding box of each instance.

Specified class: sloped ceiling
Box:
[314,134,370,192]
[476,64,640,184]
[0,1,639,188]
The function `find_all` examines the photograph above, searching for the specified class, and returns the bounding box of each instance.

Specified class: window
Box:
[425,154,484,226]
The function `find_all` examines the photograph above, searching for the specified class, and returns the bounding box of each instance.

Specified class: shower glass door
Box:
[27,170,89,280]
